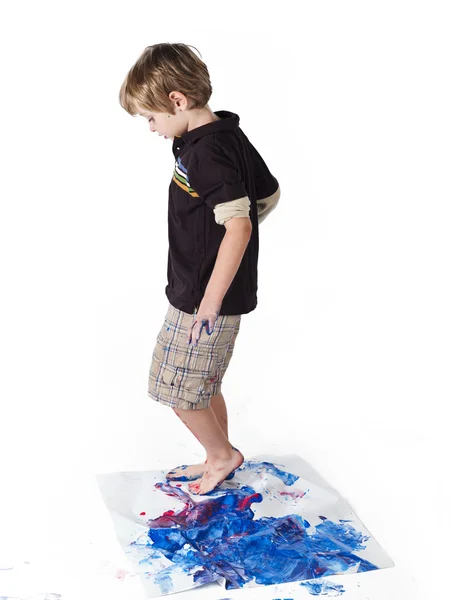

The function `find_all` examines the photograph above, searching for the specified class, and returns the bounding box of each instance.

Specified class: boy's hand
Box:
[187,298,222,347]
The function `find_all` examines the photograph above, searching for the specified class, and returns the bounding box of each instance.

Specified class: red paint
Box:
[116,568,128,580]
[140,511,146,516]
[279,490,306,499]
[238,493,261,510]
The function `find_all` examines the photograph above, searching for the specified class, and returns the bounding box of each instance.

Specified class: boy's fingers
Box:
[191,320,207,347]
[187,317,216,345]
[187,319,197,344]
[207,318,215,335]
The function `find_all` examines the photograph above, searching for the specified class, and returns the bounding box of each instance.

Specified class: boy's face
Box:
[137,106,186,142]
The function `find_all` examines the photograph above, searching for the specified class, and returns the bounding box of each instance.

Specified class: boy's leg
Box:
[167,392,229,480]
[210,392,229,438]
[172,403,244,495]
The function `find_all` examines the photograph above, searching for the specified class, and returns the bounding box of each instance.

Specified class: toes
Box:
[188,481,198,490]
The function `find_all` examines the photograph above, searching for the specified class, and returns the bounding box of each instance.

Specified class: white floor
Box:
[2,400,441,599]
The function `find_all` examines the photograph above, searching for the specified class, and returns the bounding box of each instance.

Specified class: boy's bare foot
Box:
[166,462,205,481]
[188,447,244,495]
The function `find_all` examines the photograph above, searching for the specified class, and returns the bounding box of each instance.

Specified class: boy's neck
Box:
[186,107,221,132]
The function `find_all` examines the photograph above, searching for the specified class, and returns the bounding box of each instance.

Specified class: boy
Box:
[119,43,280,495]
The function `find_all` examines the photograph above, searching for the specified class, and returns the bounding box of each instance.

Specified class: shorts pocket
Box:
[171,367,216,404]
[156,360,217,405]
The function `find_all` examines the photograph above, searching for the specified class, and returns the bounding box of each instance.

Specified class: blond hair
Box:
[119,43,213,116]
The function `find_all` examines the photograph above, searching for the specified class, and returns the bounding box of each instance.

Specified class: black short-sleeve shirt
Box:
[165,110,278,316]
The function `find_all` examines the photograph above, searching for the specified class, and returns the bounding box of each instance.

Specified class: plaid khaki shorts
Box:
[148,302,242,410]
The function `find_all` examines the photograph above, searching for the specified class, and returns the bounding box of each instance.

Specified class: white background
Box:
[1,1,448,598]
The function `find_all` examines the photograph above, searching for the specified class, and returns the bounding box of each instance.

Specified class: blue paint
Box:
[154,568,175,594]
[301,579,345,596]
[134,461,378,591]
[244,460,299,485]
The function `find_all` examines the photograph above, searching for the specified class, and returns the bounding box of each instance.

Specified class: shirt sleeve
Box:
[214,195,251,225]
[188,144,249,216]
[257,184,280,224]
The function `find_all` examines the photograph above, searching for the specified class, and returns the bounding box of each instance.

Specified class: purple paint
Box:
[279,489,307,500]
[133,462,378,591]
[301,579,346,596]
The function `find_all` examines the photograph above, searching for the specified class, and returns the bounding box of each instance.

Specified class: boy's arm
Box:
[202,216,252,307]
[186,145,253,344]
[188,216,251,345]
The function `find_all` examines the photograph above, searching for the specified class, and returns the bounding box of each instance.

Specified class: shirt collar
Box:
[175,110,240,145]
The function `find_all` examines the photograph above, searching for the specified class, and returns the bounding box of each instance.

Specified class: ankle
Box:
[207,444,234,462]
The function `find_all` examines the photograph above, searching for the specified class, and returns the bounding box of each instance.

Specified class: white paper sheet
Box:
[95,454,394,597]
